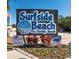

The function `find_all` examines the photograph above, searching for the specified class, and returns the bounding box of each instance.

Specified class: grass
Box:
[21,45,71,59]
[7,42,13,51]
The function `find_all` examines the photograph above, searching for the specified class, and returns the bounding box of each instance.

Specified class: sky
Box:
[8,0,71,24]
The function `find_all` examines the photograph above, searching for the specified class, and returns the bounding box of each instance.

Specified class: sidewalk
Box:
[7,48,39,59]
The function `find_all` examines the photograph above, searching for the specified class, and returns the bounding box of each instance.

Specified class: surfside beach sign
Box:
[16,9,58,35]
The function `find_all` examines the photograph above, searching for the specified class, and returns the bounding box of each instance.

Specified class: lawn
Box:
[21,46,71,59]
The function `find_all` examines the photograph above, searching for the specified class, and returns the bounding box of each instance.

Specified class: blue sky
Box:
[8,0,71,24]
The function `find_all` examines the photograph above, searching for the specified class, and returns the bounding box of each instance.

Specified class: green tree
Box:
[59,16,71,32]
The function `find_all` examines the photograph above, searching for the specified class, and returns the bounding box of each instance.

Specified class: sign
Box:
[16,9,58,35]
[53,35,61,46]
[13,36,24,46]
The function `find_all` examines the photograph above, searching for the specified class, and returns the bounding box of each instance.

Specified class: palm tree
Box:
[7,0,16,10]
[7,0,10,10]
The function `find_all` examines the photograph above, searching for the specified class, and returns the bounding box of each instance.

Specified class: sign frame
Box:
[16,9,58,35]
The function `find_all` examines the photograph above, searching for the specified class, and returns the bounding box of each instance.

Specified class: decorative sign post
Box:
[13,35,24,46]
[16,9,58,45]
[53,35,61,47]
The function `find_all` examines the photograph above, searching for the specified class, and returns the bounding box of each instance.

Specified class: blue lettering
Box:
[19,11,26,20]
[44,12,48,20]
[37,15,41,20]
[42,24,46,29]
[32,22,55,30]
[19,10,54,21]
[49,15,53,20]
[32,21,37,29]
[47,23,51,29]
[33,11,37,21]
[26,15,30,20]
[38,24,41,29]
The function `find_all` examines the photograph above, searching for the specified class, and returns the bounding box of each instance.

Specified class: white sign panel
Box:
[13,36,24,46]
[53,35,61,46]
